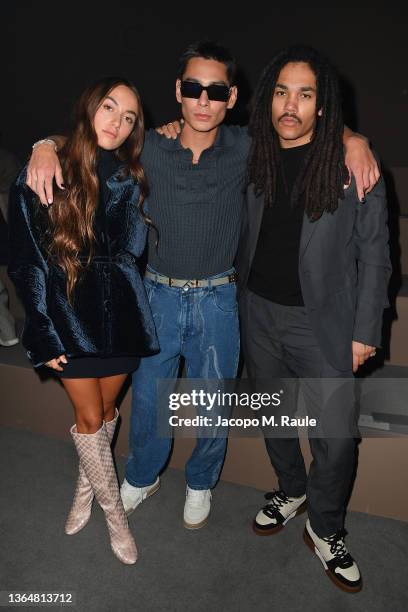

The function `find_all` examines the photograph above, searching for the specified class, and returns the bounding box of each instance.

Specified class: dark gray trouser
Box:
[240,289,358,538]
[0,278,17,343]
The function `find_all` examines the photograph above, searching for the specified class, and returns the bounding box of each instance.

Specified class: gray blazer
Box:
[235,177,392,371]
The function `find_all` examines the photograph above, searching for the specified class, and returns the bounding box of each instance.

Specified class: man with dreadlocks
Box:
[236,45,391,593]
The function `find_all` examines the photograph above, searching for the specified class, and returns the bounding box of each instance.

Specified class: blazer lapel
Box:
[299,212,318,260]
[247,185,265,264]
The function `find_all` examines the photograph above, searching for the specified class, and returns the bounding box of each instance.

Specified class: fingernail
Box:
[360,197,366,204]
[48,199,53,204]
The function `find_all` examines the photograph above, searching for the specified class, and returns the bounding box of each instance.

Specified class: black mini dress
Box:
[56,354,140,378]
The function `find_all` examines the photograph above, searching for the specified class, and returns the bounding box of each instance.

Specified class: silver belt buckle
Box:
[182,279,200,291]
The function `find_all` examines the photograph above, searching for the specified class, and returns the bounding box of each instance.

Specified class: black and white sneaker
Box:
[303,519,362,593]
[253,490,307,535]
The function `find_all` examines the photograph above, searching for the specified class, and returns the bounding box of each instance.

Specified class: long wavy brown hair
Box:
[46,77,149,301]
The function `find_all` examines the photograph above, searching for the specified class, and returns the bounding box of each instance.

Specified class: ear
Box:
[175,79,182,104]
[317,107,323,117]
[227,86,238,110]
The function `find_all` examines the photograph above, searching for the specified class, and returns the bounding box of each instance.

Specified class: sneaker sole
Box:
[125,479,161,517]
[253,500,307,536]
[303,528,362,593]
[183,513,210,530]
[0,338,19,347]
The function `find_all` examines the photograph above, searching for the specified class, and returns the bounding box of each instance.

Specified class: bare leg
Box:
[61,378,104,434]
[99,374,128,423]
[62,374,128,430]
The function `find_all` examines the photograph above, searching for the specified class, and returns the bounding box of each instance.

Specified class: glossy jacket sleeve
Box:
[7,171,66,366]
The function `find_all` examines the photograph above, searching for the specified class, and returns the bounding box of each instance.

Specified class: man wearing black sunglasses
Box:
[25,40,379,533]
[121,42,243,529]
[179,80,232,102]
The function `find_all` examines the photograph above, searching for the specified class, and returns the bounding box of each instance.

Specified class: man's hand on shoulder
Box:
[344,130,380,202]
[155,119,183,139]
[26,139,65,205]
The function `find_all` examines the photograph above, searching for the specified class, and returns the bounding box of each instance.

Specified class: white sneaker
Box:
[120,477,160,516]
[303,519,362,592]
[0,336,19,347]
[183,486,212,529]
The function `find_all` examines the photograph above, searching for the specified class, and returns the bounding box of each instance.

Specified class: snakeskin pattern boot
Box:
[65,409,119,535]
[71,422,137,565]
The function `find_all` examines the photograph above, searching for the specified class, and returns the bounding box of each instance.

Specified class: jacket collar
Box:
[105,166,138,212]
[106,166,135,191]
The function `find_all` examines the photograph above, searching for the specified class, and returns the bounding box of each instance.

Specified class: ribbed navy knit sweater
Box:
[141,125,250,279]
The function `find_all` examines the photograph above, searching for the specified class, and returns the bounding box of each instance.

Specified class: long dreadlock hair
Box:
[247,45,348,220]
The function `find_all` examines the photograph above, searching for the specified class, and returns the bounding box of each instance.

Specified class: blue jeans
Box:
[125,267,240,490]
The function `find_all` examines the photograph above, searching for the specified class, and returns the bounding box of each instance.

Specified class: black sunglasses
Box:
[180,80,231,102]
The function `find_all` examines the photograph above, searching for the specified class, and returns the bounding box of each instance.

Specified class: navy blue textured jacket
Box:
[8,165,159,367]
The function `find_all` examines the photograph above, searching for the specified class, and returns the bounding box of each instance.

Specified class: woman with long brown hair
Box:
[8,77,159,565]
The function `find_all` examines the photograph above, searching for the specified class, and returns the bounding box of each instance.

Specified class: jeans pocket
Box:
[144,278,156,303]
[211,283,238,313]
